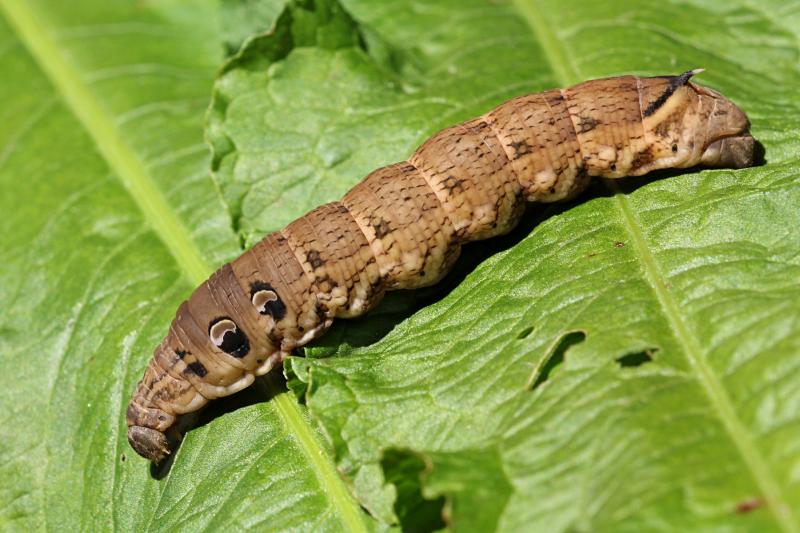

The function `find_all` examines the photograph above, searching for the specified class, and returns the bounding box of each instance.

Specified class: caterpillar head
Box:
[692,82,755,169]
[636,69,754,173]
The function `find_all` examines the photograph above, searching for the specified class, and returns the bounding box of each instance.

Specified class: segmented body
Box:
[127,71,754,462]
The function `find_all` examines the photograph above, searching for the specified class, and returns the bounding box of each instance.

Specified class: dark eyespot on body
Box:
[250,281,287,321]
[672,144,678,153]
[209,317,250,358]
[252,288,277,311]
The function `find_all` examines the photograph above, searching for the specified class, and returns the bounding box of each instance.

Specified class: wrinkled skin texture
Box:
[127,71,754,462]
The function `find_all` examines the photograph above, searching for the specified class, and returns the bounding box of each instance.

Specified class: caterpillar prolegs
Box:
[127,71,754,462]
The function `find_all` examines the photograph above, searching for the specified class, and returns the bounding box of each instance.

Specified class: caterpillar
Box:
[127,70,754,462]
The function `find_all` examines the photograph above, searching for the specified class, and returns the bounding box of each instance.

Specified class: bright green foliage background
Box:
[1,0,799,532]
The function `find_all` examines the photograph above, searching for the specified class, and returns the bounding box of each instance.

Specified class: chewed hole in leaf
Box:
[381,449,445,531]
[529,331,586,390]
[517,325,535,339]
[616,347,659,368]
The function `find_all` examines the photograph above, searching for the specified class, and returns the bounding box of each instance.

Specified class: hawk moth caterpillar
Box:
[127,70,755,462]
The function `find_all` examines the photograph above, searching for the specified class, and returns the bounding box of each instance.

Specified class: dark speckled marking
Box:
[631,148,655,170]
[443,176,466,193]
[373,218,392,239]
[306,249,325,269]
[576,115,599,133]
[510,139,532,158]
[185,361,208,377]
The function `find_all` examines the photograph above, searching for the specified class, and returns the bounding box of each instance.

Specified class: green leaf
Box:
[210,0,800,530]
[0,1,371,531]
[220,0,289,56]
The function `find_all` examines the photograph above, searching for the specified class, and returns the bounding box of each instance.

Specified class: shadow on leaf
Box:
[381,449,446,532]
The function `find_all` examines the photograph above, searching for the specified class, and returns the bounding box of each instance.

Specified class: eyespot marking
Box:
[250,281,287,321]
[209,317,250,358]
[252,289,277,311]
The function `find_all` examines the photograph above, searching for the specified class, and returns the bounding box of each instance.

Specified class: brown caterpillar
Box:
[127,70,754,462]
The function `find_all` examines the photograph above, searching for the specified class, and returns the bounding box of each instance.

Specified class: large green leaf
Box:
[0,1,370,531]
[209,0,800,531]
[4,0,800,531]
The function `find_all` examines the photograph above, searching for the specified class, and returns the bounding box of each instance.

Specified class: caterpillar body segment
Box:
[127,71,754,462]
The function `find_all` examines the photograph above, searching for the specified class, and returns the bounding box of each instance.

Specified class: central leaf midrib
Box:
[0,2,366,531]
[613,190,798,531]
[2,2,211,284]
[513,0,797,530]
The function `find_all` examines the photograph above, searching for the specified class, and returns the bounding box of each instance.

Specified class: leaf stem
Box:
[265,374,368,533]
[0,0,210,285]
[611,183,799,533]
[512,0,580,86]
